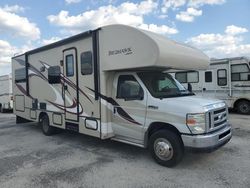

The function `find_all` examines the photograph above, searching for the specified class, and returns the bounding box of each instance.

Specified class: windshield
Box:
[137,72,194,99]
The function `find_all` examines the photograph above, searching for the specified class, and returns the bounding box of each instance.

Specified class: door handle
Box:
[148,105,158,109]
[64,85,68,90]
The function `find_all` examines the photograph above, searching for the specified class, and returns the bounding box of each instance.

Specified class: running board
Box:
[111,137,145,148]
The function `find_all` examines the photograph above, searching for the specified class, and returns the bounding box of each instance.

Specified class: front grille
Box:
[207,107,228,131]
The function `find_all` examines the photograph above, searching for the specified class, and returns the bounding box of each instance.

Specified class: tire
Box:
[149,130,184,167]
[237,100,250,114]
[40,115,55,136]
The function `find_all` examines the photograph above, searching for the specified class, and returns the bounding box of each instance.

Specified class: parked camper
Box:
[0,74,13,112]
[170,57,250,114]
[12,24,231,167]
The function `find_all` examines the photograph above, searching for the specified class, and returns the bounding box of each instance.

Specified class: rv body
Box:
[12,25,231,167]
[170,57,250,114]
[0,74,13,112]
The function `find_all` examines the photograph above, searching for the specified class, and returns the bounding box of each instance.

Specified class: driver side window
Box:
[117,75,143,100]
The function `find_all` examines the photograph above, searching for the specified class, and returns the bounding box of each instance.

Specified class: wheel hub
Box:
[240,104,249,113]
[154,138,173,161]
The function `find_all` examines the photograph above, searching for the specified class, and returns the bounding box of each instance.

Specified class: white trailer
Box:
[170,57,250,114]
[12,24,231,167]
[0,74,13,112]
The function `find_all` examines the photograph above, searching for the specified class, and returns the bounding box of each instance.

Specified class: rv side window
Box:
[48,66,61,84]
[175,72,187,83]
[205,71,212,82]
[117,75,143,100]
[81,51,92,75]
[175,72,198,83]
[15,68,26,83]
[217,69,227,86]
[231,64,250,81]
[66,55,74,77]
[188,72,199,83]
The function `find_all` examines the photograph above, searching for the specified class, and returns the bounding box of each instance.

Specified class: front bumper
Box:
[181,123,232,152]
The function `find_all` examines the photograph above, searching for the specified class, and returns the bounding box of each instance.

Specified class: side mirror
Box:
[48,66,61,84]
[187,83,192,92]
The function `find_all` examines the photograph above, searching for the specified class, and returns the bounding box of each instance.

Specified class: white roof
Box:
[99,24,209,71]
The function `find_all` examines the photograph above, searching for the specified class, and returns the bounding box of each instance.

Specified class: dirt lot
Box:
[0,113,249,188]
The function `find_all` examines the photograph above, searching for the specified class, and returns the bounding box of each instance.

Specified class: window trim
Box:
[217,69,227,86]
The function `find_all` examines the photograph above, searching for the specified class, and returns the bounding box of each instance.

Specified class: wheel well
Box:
[145,122,183,147]
[234,99,250,109]
[39,112,48,122]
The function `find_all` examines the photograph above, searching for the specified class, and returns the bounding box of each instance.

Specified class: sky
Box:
[0,0,250,75]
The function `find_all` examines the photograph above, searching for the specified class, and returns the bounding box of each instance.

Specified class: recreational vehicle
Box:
[170,57,250,114]
[12,25,231,167]
[0,74,13,112]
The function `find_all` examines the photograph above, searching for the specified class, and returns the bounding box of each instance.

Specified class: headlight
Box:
[186,113,206,134]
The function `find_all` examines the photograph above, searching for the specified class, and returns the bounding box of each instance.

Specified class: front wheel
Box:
[40,115,55,136]
[149,130,184,167]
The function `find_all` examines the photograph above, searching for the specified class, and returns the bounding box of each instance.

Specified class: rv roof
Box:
[210,56,250,64]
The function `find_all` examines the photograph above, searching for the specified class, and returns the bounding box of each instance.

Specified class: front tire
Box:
[237,100,250,114]
[40,115,55,136]
[149,130,184,167]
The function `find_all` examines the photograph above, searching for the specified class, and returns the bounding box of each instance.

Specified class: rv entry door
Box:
[63,48,79,122]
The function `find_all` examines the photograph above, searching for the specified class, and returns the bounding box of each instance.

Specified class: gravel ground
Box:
[0,112,249,188]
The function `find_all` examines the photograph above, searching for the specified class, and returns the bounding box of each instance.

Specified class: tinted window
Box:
[15,68,26,83]
[231,64,249,73]
[188,72,199,83]
[175,72,187,83]
[217,69,227,86]
[66,55,74,77]
[175,72,198,83]
[81,51,92,75]
[231,64,250,81]
[138,72,192,99]
[205,71,212,82]
[117,75,143,100]
[48,66,61,84]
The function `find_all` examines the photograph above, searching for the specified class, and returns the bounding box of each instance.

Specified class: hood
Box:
[153,95,225,114]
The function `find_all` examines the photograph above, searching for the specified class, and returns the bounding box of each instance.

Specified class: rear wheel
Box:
[40,115,55,136]
[149,130,184,167]
[237,100,250,114]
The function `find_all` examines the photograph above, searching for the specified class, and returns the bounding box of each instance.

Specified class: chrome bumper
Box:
[181,123,232,151]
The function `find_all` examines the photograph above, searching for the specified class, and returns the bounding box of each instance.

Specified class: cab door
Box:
[63,48,79,122]
[111,73,147,144]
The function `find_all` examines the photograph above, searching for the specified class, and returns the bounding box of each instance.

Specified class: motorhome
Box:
[0,74,13,112]
[12,24,231,167]
[170,57,250,114]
